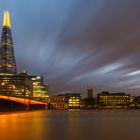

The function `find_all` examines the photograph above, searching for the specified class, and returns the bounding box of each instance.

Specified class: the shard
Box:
[0,11,17,75]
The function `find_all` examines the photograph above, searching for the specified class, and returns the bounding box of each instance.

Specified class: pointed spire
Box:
[3,10,11,28]
[0,10,17,75]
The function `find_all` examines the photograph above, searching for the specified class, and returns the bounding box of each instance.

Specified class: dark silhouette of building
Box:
[87,86,93,98]
[0,11,17,75]
[134,96,140,108]
[80,86,95,109]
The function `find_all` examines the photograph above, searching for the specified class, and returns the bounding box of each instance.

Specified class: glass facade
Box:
[30,76,48,101]
[0,75,32,98]
[0,12,16,75]
[97,92,131,109]
[65,93,81,109]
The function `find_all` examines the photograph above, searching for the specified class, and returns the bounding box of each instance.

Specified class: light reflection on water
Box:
[0,110,140,140]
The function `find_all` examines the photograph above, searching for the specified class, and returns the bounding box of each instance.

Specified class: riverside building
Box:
[49,95,68,109]
[97,92,131,109]
[49,93,81,109]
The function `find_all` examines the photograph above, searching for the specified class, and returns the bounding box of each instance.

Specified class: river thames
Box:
[0,110,140,140]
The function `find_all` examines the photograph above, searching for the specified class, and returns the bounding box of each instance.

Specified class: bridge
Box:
[0,95,48,110]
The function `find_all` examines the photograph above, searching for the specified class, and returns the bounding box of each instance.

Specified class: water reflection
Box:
[0,110,140,140]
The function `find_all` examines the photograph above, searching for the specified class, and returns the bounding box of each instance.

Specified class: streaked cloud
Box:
[0,0,140,95]
[126,70,140,76]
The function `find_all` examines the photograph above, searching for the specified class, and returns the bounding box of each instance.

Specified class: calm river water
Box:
[0,110,140,140]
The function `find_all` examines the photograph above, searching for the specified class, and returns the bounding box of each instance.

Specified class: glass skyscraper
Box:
[0,11,17,75]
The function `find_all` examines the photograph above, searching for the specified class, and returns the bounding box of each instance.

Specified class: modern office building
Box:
[0,74,33,98]
[29,75,48,101]
[18,70,49,101]
[65,93,81,109]
[97,92,131,109]
[0,11,17,75]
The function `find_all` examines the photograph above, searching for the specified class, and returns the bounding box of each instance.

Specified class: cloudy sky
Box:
[1,0,140,96]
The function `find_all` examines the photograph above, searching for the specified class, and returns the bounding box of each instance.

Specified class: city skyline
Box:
[1,1,140,95]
